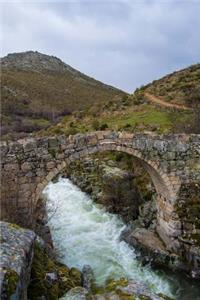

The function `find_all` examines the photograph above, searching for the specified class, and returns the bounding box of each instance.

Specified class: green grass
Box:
[104,106,170,128]
[100,105,192,133]
[38,103,193,137]
[24,117,51,127]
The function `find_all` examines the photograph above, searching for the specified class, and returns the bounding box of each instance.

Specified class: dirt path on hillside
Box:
[144,92,191,111]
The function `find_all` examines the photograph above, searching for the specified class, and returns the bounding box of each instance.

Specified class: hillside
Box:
[38,64,199,137]
[138,63,200,107]
[1,51,125,139]
[1,53,199,140]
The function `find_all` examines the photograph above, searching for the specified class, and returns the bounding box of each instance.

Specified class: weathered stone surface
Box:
[115,279,172,300]
[63,279,171,300]
[63,287,90,300]
[120,227,186,272]
[0,221,36,300]
[0,131,200,276]
[82,265,94,291]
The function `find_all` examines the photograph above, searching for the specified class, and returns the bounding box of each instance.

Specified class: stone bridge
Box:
[1,131,200,258]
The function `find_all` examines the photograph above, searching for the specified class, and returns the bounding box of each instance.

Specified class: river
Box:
[43,177,200,300]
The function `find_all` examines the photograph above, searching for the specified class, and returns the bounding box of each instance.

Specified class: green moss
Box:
[90,277,172,300]
[105,278,129,292]
[27,242,82,299]
[92,278,129,295]
[138,296,151,300]
[4,269,19,297]
[115,289,137,300]
[8,223,22,230]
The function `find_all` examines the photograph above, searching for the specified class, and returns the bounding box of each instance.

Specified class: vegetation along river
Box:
[43,178,200,300]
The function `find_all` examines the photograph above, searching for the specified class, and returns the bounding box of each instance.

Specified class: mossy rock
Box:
[4,269,19,297]
[105,277,129,292]
[8,223,23,231]
[27,241,82,299]
[157,293,174,300]
[92,278,173,300]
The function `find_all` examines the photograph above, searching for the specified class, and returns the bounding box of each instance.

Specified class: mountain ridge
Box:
[1,51,126,139]
[1,51,122,91]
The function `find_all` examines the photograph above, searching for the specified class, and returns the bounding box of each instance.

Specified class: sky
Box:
[1,0,200,92]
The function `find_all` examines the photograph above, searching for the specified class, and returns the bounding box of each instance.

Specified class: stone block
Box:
[48,138,58,149]
[4,163,19,171]
[21,162,32,172]
[46,161,56,170]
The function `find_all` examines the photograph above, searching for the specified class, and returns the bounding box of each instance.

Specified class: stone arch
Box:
[32,140,179,250]
[35,142,174,219]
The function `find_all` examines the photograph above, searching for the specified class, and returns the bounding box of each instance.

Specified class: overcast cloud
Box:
[1,0,200,92]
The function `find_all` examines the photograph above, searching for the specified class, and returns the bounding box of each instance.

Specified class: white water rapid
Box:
[43,178,200,300]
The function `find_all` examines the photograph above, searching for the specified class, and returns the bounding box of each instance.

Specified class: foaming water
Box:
[43,178,200,300]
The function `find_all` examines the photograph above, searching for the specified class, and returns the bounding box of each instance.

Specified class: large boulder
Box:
[0,221,36,300]
[120,227,186,272]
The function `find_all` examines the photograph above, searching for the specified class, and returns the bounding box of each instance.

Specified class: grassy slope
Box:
[141,63,200,105]
[38,65,200,137]
[39,101,192,137]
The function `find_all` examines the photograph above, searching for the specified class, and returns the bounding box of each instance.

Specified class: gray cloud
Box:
[1,0,200,92]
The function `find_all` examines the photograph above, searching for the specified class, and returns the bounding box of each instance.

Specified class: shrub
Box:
[115,153,124,162]
[99,123,108,130]
[123,123,131,129]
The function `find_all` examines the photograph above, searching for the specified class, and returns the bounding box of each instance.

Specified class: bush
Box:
[115,153,124,162]
[185,86,200,107]
[123,123,131,129]
[99,123,108,130]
